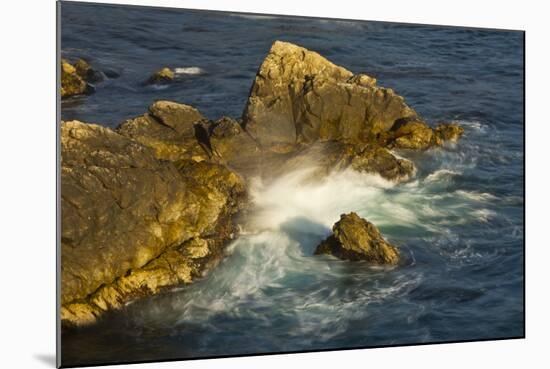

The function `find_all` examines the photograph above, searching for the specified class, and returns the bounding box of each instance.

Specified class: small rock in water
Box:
[147,67,175,84]
[434,123,465,143]
[61,59,88,98]
[61,58,101,98]
[74,58,104,83]
[315,212,399,264]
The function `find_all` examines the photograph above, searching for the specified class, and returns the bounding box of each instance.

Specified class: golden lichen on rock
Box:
[242,40,418,151]
[59,41,467,327]
[61,59,88,98]
[147,67,174,84]
[117,100,209,162]
[61,120,246,327]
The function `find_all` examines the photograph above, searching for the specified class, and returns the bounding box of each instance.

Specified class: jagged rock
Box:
[302,142,414,182]
[315,212,399,264]
[384,118,465,150]
[117,100,209,162]
[147,67,174,84]
[61,120,246,326]
[388,119,436,150]
[61,59,88,98]
[208,116,262,173]
[434,123,465,142]
[242,41,418,151]
[350,146,415,181]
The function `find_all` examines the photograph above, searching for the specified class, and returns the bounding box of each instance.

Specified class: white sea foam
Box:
[455,190,497,202]
[129,157,496,341]
[424,169,461,183]
[454,120,488,133]
[174,66,205,75]
[471,208,497,223]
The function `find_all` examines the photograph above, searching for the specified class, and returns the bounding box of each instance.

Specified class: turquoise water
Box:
[60,2,524,366]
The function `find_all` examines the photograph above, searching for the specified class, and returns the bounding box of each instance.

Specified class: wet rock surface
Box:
[315,212,399,264]
[147,67,174,84]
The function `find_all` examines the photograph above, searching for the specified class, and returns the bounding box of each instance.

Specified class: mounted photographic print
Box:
[57,1,525,367]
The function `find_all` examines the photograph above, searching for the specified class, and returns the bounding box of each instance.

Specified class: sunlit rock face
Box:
[117,100,209,162]
[61,120,246,326]
[242,41,418,151]
[315,212,399,264]
[61,59,88,98]
[60,41,464,327]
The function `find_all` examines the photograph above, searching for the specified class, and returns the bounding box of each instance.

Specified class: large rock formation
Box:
[60,41,465,326]
[315,212,399,264]
[242,41,419,151]
[61,120,246,326]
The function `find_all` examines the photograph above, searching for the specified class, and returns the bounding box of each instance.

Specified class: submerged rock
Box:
[147,67,174,84]
[61,120,246,326]
[315,212,399,264]
[61,59,88,98]
[242,41,418,151]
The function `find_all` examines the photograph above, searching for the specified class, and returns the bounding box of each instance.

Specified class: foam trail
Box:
[174,66,205,75]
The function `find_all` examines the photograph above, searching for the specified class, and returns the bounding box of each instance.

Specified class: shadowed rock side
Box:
[61,121,246,326]
[315,212,399,264]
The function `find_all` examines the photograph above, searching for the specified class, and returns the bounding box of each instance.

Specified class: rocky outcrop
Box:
[61,59,88,98]
[434,123,465,143]
[375,118,465,150]
[61,120,246,326]
[147,67,174,84]
[315,212,399,264]
[242,41,418,151]
[350,146,414,181]
[61,58,103,98]
[60,41,466,326]
[208,116,263,174]
[117,101,209,162]
[266,142,415,183]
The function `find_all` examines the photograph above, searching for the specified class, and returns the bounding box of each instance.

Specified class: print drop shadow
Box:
[279,216,331,255]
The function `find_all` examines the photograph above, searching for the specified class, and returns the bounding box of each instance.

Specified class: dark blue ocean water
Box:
[60,2,524,366]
